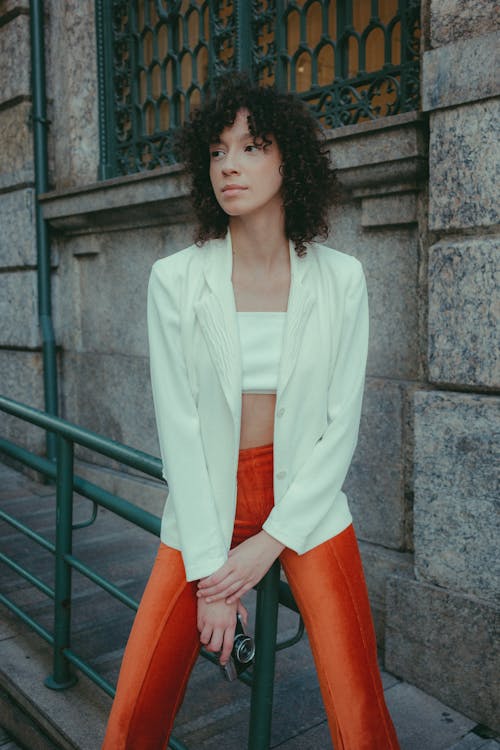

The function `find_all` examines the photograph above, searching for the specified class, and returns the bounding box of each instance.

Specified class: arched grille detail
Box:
[95,0,421,178]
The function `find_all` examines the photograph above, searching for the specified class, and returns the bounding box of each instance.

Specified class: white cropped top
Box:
[237,312,286,393]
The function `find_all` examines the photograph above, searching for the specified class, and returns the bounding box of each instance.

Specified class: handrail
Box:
[0,395,303,750]
[0,396,162,477]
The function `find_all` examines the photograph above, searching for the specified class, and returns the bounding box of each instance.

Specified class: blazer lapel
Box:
[278,242,315,395]
[194,233,241,422]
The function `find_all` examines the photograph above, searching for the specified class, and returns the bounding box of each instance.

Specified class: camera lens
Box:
[234,634,255,664]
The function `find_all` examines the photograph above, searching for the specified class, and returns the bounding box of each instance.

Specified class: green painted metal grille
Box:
[96,0,421,178]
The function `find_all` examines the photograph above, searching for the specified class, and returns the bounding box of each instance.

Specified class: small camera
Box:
[222,614,255,681]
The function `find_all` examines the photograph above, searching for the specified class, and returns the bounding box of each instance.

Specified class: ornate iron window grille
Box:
[95,0,421,178]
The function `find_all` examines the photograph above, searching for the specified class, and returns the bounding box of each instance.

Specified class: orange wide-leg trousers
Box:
[102,444,400,749]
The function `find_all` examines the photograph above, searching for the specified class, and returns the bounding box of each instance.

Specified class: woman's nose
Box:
[222,152,240,174]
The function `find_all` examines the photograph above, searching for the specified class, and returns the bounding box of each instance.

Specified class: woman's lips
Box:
[222,185,247,196]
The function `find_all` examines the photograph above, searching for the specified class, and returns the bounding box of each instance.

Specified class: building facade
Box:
[0,0,498,731]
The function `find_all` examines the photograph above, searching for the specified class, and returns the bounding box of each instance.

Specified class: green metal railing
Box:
[95,0,421,177]
[0,395,304,750]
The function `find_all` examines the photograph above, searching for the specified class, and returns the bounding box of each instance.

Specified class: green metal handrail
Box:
[0,395,303,750]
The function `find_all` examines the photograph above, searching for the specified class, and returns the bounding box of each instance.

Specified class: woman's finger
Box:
[236,600,248,627]
[206,627,224,654]
[200,578,245,602]
[219,625,235,666]
[197,569,242,595]
[198,563,235,589]
[197,580,230,597]
[199,623,212,645]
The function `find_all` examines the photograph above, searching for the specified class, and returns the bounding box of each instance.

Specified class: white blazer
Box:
[147,231,369,581]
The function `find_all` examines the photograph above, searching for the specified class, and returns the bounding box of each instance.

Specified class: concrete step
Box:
[0,724,25,750]
[2,605,499,750]
[0,685,64,750]
[0,610,109,750]
[1,460,499,750]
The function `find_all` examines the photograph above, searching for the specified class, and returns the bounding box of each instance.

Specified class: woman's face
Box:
[209,108,283,220]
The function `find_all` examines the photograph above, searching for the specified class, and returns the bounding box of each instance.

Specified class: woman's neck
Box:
[230,213,291,313]
[229,214,288,271]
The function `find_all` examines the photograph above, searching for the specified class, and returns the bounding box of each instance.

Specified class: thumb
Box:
[237,600,249,628]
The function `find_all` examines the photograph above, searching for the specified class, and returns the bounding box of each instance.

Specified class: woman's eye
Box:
[245,143,260,152]
[210,149,224,158]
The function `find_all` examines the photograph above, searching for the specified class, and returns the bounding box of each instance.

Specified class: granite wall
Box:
[0,1,47,452]
[0,0,498,734]
[385,0,500,732]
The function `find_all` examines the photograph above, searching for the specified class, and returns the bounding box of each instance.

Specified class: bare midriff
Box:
[239,393,276,449]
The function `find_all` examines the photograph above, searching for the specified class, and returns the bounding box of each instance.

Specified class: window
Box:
[95,0,420,178]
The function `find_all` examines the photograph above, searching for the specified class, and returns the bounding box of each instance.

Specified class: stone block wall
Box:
[413,392,499,603]
[1,0,498,734]
[428,239,499,387]
[54,223,191,463]
[385,0,500,732]
[0,3,46,452]
[45,0,99,187]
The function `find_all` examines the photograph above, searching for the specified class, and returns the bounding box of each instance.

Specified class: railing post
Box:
[235,0,253,76]
[95,0,117,179]
[248,559,281,749]
[45,434,77,689]
[274,0,287,92]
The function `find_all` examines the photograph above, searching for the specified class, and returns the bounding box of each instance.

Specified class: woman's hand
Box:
[197,598,248,665]
[197,531,285,604]
[197,597,238,665]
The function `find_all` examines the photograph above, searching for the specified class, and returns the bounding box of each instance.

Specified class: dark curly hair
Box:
[175,74,339,256]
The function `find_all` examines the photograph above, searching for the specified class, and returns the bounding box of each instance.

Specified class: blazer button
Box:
[276,470,287,480]
[277,407,285,418]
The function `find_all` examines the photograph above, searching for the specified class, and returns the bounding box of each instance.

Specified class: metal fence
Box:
[95,0,421,177]
[0,395,303,749]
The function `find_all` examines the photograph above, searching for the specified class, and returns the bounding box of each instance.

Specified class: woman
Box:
[103,74,400,749]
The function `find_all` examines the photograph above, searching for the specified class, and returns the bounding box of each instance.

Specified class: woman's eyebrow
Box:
[210,131,256,146]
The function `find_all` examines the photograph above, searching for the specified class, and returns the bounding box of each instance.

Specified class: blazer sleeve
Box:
[147,262,229,580]
[262,260,369,551]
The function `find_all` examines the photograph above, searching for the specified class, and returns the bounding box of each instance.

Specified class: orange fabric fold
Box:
[103,443,399,749]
